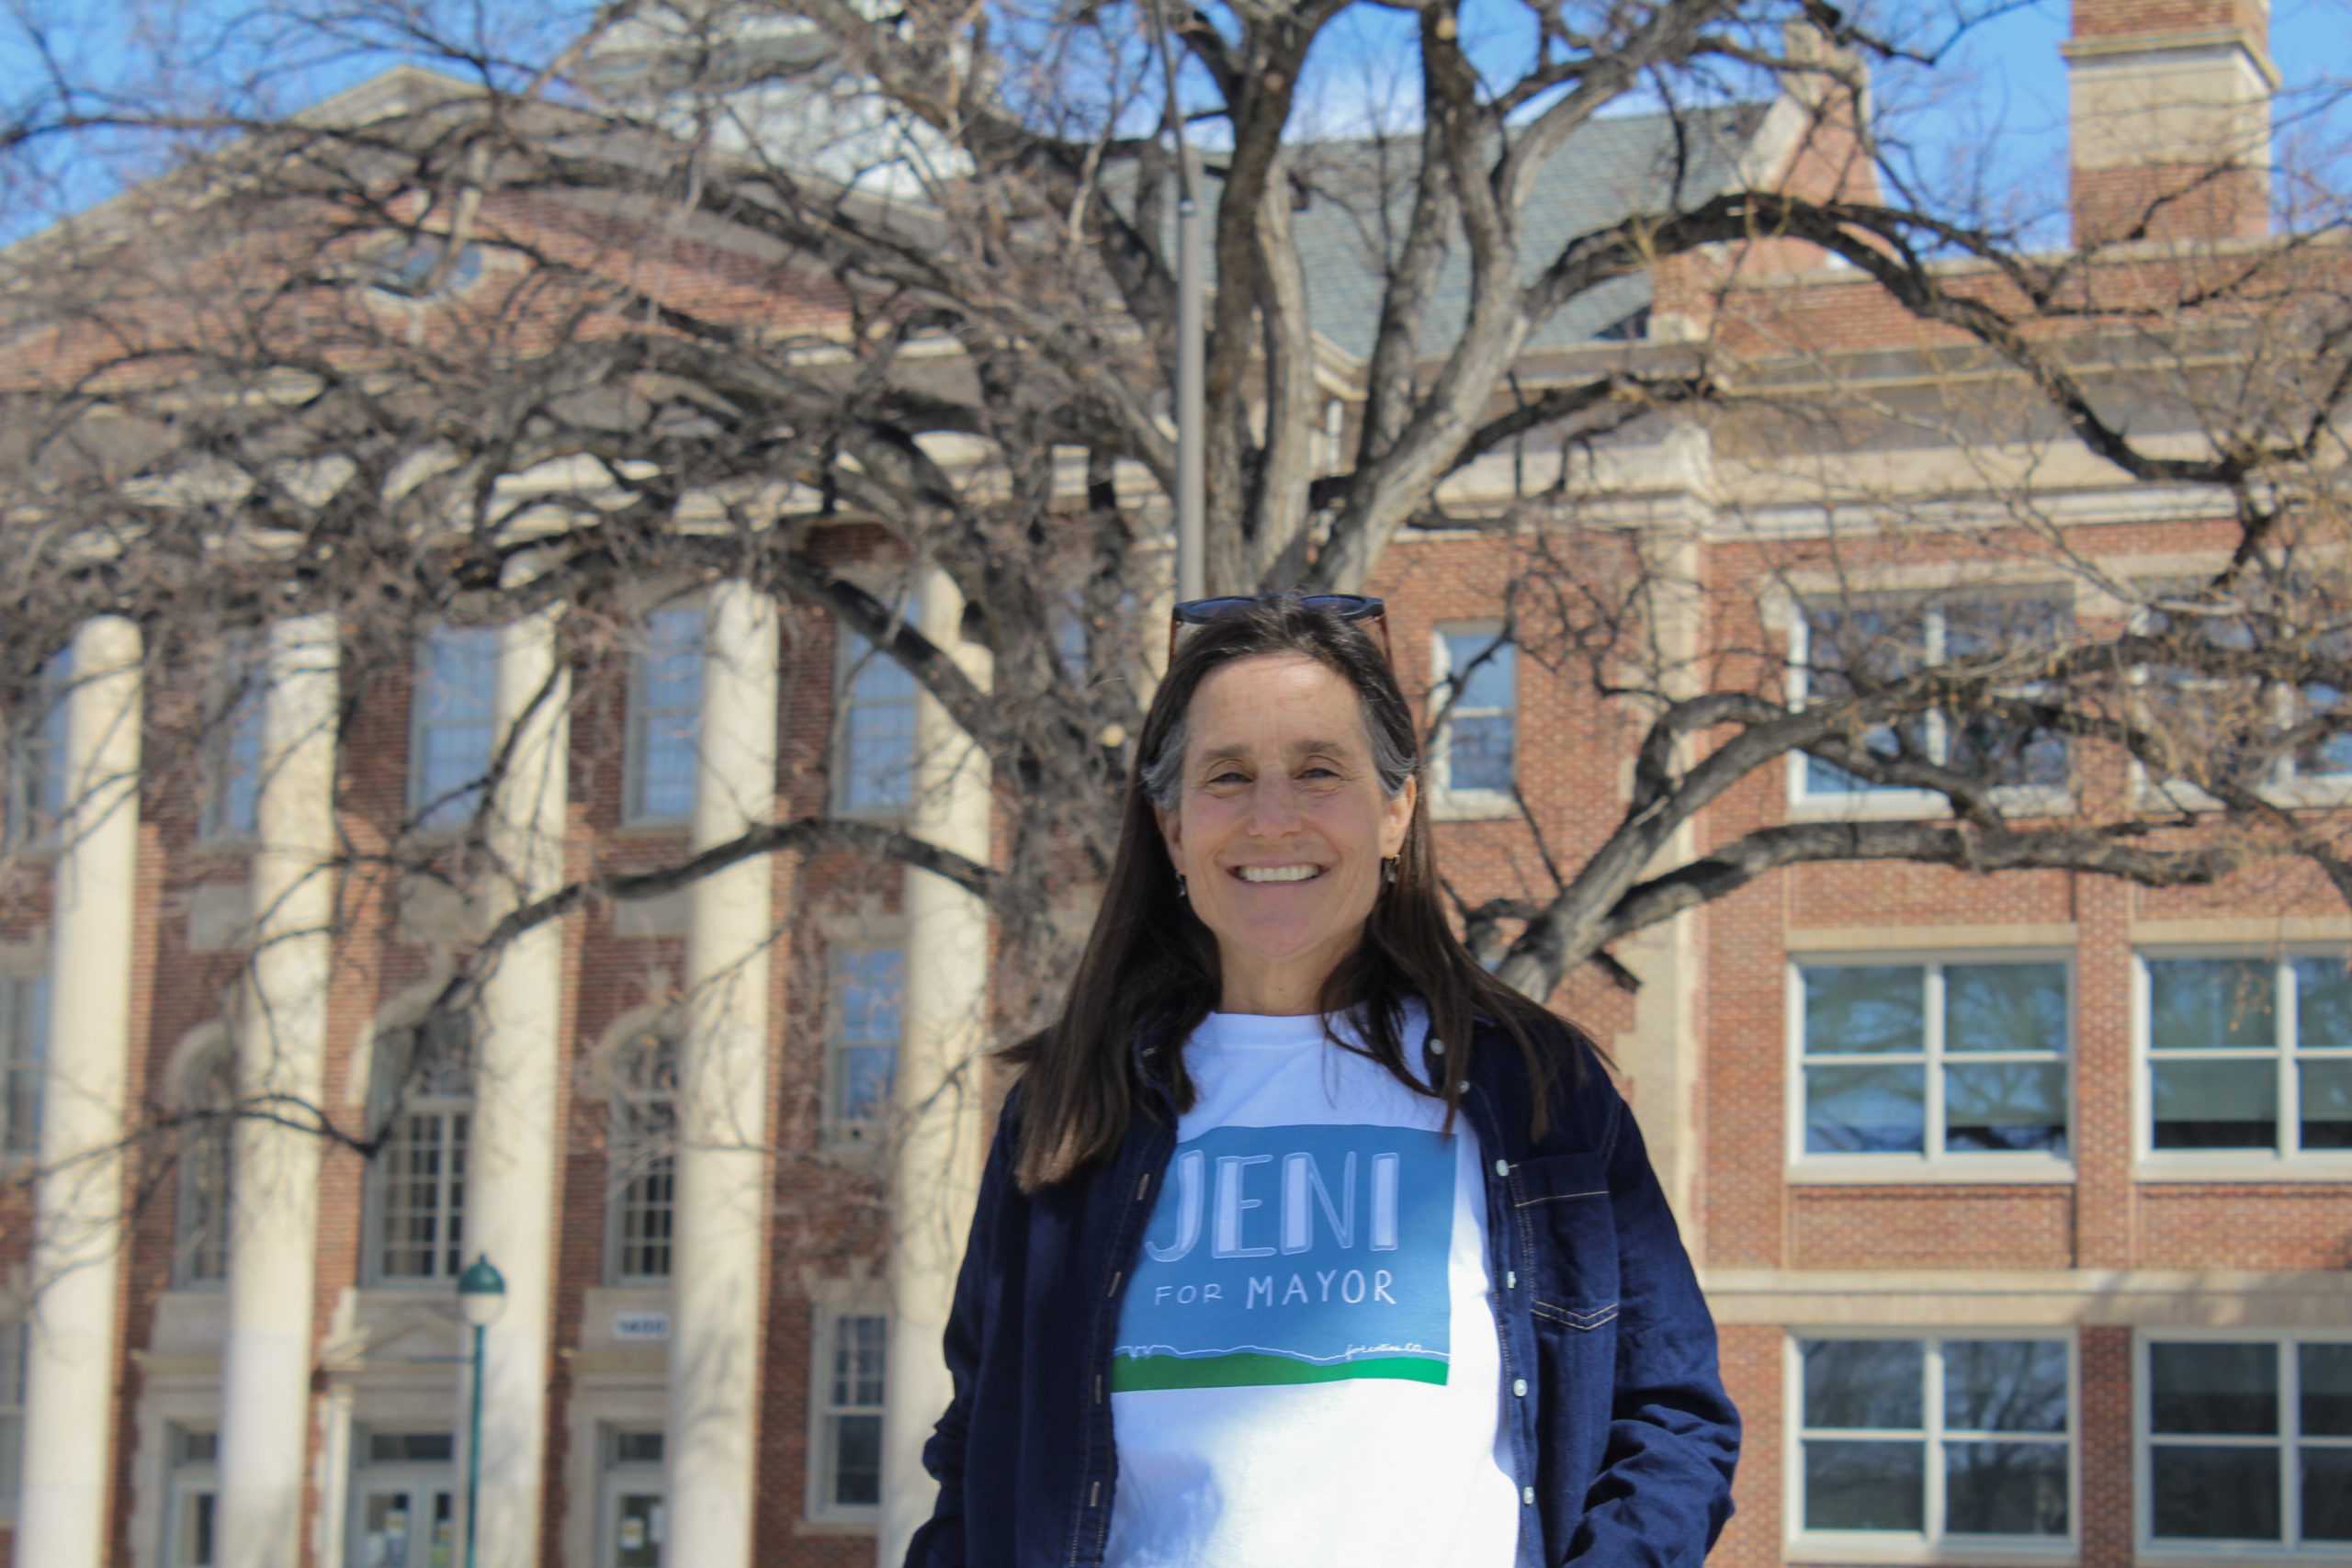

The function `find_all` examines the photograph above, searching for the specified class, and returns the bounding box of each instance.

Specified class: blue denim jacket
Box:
[904,1010,1739,1567]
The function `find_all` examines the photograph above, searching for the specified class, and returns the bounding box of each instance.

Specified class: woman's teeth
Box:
[1236,866,1323,883]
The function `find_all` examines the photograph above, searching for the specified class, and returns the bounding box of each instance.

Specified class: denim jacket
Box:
[904,1010,1739,1567]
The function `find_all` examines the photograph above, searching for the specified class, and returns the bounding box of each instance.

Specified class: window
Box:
[834,607,919,815]
[409,627,498,831]
[174,1037,234,1288]
[626,605,703,824]
[0,1319,23,1521]
[1791,592,2072,805]
[3,650,70,851]
[2141,953,2352,1158]
[1,973,49,1159]
[347,1428,456,1568]
[1794,1335,2073,1546]
[367,1012,472,1283]
[2140,1335,2352,1552]
[606,1032,676,1284]
[827,949,902,1143]
[163,1427,219,1567]
[1794,960,2071,1168]
[600,1427,664,1568]
[2135,583,2352,803]
[1430,625,1516,810]
[369,237,486,300]
[199,643,264,841]
[809,1311,887,1522]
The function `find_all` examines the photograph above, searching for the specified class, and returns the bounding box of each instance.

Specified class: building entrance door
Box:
[351,1479,456,1568]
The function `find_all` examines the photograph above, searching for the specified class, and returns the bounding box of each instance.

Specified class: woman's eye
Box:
[1207,770,1247,785]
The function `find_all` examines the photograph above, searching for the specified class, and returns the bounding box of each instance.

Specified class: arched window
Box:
[173,1034,234,1288]
[366,1010,473,1284]
[606,1031,677,1285]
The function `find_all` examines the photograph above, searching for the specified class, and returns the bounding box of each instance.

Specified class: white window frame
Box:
[624,603,704,826]
[604,1032,676,1286]
[406,626,499,833]
[830,592,921,818]
[160,1425,220,1568]
[1429,621,1517,819]
[0,1316,24,1522]
[362,1015,473,1286]
[172,1035,234,1290]
[805,1303,888,1529]
[198,639,264,844]
[1,972,49,1162]
[1787,953,2076,1184]
[1786,592,2074,819]
[2132,948,2352,1179]
[2126,589,2352,812]
[823,946,902,1148]
[597,1425,666,1567]
[1784,1328,2079,1565]
[2133,1328,2352,1563]
[4,649,71,852]
[345,1427,458,1568]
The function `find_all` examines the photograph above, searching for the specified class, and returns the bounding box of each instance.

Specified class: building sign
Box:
[613,1310,671,1342]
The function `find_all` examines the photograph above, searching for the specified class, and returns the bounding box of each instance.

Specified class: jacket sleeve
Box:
[900,1089,1023,1568]
[1562,1079,1741,1566]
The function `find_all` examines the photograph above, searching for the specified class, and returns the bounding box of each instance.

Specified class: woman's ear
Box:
[1381,775,1417,858]
[1155,801,1182,859]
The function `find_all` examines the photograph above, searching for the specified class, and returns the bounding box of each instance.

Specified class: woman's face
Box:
[1153,653,1416,1015]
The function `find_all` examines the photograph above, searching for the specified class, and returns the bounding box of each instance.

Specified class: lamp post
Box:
[456,1253,507,1568]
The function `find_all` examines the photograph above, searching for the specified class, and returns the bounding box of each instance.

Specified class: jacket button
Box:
[1506,1269,1517,1289]
[1428,1038,1445,1055]
[1494,1158,1510,1178]
[1521,1485,1536,1506]
[1512,1377,1528,1398]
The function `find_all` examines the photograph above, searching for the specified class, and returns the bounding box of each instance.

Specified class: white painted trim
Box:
[2132,1326,2352,1562]
[560,1379,667,1568]
[1782,1327,2081,1561]
[2131,945,2352,1171]
[1787,953,2076,1179]
[803,1293,890,1531]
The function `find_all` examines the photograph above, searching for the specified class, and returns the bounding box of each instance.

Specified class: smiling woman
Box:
[905,593,1741,1568]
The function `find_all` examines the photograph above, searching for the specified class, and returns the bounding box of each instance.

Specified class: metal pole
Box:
[464,1320,486,1568]
[1149,0,1205,602]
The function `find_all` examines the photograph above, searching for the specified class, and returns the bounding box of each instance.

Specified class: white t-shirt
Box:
[1103,1001,1519,1568]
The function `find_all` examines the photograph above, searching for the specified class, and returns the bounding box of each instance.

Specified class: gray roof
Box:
[1173,101,1768,362]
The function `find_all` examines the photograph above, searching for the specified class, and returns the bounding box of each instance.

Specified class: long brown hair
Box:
[1006,594,1579,1191]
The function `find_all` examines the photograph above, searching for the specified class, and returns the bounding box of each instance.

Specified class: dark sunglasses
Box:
[1167,592,1391,664]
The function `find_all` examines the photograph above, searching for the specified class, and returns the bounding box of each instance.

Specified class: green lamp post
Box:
[456,1253,507,1568]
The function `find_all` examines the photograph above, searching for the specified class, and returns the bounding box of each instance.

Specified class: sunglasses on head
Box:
[1167,592,1391,664]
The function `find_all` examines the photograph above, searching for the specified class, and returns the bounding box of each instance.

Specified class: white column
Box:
[220,615,340,1568]
[668,581,779,1568]
[879,570,994,1566]
[17,616,142,1568]
[463,595,570,1565]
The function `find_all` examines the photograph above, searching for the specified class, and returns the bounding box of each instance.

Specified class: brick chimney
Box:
[2064,0,2277,244]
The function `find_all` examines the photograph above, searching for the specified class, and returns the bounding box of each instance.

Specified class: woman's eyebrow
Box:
[1196,738,1356,764]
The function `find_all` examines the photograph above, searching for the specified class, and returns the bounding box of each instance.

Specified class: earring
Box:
[1175,872,1189,900]
[1381,856,1398,888]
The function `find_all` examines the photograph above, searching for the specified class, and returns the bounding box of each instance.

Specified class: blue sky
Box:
[3,0,2346,246]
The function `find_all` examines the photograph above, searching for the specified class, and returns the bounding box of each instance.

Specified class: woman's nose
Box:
[1242,774,1302,831]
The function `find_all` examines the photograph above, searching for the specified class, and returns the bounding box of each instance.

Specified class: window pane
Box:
[1948,709,2070,789]
[2151,1342,2278,1435]
[1945,1441,2067,1536]
[1804,966,1925,1055]
[2306,1449,2352,1540]
[2151,1058,2278,1150]
[2294,956,2352,1047]
[2148,958,2274,1051]
[1441,633,1514,712]
[1944,1340,2069,1433]
[1805,1064,1926,1154]
[2297,683,2352,775]
[630,607,703,821]
[1945,964,2067,1054]
[413,627,498,828]
[1803,1439,1924,1531]
[1802,1339,1924,1429]
[1801,603,1926,795]
[837,1045,895,1123]
[843,701,916,809]
[2302,1344,2352,1437]
[1446,714,1514,794]
[2150,1445,2280,1540]
[1945,1062,2067,1154]
[2300,1060,2352,1150]
[831,1413,882,1506]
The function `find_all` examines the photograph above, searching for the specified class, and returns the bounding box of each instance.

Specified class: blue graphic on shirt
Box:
[1112,1123,1454,1391]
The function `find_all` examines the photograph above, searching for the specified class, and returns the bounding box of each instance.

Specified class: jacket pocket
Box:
[1509,1152,1620,1331]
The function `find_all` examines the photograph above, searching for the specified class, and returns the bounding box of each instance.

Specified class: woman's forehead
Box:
[1184,655,1373,757]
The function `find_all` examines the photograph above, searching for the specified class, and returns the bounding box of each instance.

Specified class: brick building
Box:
[0,0,2345,1566]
